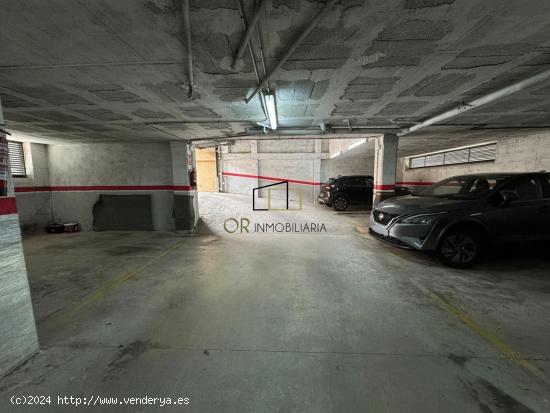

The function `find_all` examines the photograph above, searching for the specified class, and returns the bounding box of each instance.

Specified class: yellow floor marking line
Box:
[408,277,549,384]
[40,238,187,327]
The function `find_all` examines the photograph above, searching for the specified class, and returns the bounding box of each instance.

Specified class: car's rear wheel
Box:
[332,195,349,211]
[437,229,484,268]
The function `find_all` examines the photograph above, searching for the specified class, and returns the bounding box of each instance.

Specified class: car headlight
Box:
[399,213,447,225]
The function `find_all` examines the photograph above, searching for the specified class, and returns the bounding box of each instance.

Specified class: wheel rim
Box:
[334,197,347,210]
[440,234,478,264]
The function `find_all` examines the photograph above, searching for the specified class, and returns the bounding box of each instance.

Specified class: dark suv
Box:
[369,172,550,268]
[318,175,374,211]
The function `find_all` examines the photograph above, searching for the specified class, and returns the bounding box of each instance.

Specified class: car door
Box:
[339,177,355,202]
[345,177,370,203]
[485,175,547,243]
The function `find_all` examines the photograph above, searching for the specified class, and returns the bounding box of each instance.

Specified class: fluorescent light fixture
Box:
[330,151,341,159]
[348,138,367,150]
[264,93,278,130]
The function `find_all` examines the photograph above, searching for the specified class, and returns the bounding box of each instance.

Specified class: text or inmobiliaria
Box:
[224,217,326,233]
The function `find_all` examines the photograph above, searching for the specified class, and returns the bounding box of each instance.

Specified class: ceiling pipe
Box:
[232,0,267,70]
[235,0,268,118]
[399,67,550,137]
[245,126,397,136]
[235,0,262,85]
[182,0,195,98]
[253,0,270,91]
[255,14,270,91]
[328,125,400,132]
[244,0,338,103]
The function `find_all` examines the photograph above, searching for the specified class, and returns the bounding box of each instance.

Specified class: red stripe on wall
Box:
[222,171,321,186]
[0,197,17,215]
[15,185,195,193]
[374,184,395,191]
[14,186,52,193]
[222,173,435,190]
[172,185,195,191]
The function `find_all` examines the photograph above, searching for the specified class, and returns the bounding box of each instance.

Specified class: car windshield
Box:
[417,175,511,199]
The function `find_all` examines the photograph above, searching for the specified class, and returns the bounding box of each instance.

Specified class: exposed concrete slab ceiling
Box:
[1,0,550,147]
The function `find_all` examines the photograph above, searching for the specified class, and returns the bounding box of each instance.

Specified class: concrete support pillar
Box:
[313,139,322,202]
[170,141,199,231]
[0,97,39,376]
[373,133,399,206]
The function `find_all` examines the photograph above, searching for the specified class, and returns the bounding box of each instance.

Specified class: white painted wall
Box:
[398,133,550,187]
[322,138,374,182]
[221,138,375,203]
[47,143,176,231]
[14,143,53,232]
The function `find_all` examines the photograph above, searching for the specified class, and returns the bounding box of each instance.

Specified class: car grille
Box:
[372,209,398,226]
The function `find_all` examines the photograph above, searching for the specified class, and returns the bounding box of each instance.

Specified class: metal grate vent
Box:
[8,141,26,177]
[409,143,496,169]
[425,153,444,167]
[444,148,469,165]
[409,157,425,168]
[469,143,496,162]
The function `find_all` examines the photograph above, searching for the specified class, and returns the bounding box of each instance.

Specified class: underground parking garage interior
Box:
[2,1,550,412]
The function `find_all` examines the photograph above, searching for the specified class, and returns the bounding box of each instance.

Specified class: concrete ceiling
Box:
[1,0,550,149]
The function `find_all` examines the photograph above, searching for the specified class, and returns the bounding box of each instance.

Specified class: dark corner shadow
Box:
[477,242,550,272]
[373,238,550,274]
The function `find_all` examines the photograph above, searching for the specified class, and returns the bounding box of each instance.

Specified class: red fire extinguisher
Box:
[188,167,197,188]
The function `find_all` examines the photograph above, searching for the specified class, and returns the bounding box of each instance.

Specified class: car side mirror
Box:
[499,190,518,206]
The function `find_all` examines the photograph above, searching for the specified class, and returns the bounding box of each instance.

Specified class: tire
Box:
[332,195,349,211]
[437,229,485,268]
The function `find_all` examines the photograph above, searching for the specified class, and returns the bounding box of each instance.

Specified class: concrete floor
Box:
[1,192,550,412]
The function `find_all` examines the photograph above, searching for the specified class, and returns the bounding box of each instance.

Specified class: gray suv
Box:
[369,172,550,268]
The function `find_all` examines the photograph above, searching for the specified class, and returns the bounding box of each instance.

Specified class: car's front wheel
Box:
[332,195,349,211]
[437,229,484,268]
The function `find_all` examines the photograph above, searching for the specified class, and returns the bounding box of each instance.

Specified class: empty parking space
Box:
[2,1,550,412]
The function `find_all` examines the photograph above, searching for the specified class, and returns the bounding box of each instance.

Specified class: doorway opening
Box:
[195,148,218,192]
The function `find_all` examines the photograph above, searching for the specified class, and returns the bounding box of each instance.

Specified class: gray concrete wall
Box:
[221,138,374,204]
[221,139,323,203]
[398,133,550,188]
[259,158,316,202]
[48,143,176,231]
[14,143,53,233]
[321,156,374,182]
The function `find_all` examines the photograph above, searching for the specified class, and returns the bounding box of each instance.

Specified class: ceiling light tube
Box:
[348,138,367,150]
[264,93,278,130]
